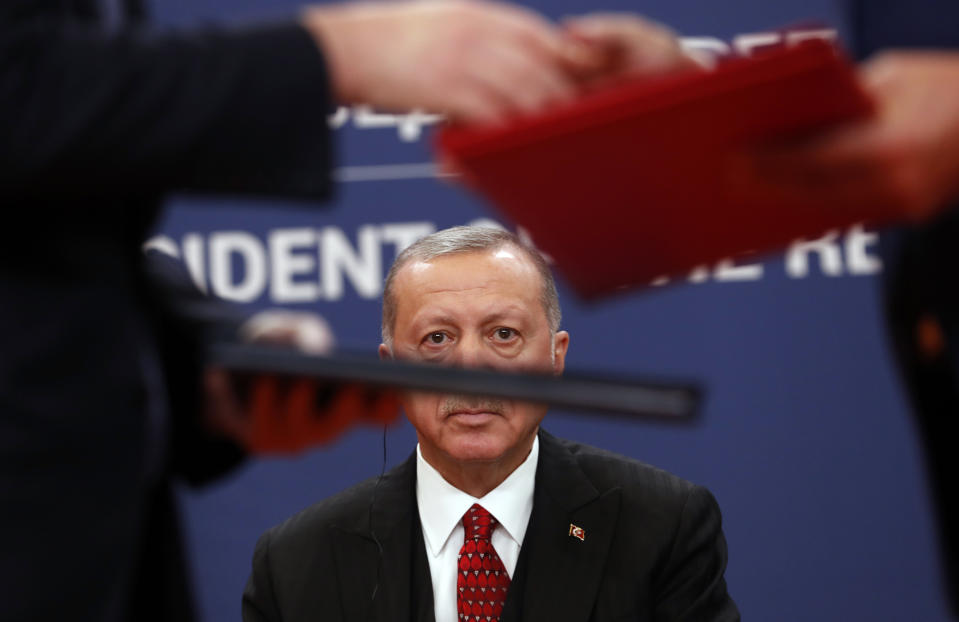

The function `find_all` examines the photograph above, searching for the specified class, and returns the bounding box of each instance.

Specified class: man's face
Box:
[380,247,568,474]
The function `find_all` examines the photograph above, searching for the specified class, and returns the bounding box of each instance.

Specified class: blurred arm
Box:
[0,11,334,201]
[302,0,592,123]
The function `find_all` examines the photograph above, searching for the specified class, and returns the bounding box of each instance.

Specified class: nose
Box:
[451,334,495,370]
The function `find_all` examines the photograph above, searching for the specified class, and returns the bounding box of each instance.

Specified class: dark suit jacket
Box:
[847,0,959,614]
[243,430,739,622]
[0,1,335,620]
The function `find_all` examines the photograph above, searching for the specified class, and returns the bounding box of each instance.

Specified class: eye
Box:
[426,331,448,345]
[493,327,517,341]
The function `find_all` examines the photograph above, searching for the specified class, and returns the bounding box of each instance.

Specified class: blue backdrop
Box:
[148,0,952,620]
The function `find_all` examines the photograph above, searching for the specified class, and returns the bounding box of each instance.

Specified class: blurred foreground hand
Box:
[302,1,702,124]
[203,310,400,455]
[561,13,702,88]
[739,51,959,221]
[302,0,592,123]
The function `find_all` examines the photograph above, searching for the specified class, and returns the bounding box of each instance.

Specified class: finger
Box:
[247,375,283,452]
[292,323,336,355]
[748,119,884,181]
[247,379,364,453]
[240,310,336,354]
[488,1,583,66]
[202,367,250,441]
[466,41,576,115]
[279,381,366,449]
[777,156,936,222]
[502,40,580,105]
[441,84,510,124]
[783,176,906,219]
[730,147,902,220]
[283,379,320,451]
[562,14,695,76]
[860,51,906,93]
[308,384,366,445]
[363,389,401,425]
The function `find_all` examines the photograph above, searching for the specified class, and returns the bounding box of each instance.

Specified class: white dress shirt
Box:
[416,436,539,622]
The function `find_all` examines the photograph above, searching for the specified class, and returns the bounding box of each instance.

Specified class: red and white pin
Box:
[568,524,586,541]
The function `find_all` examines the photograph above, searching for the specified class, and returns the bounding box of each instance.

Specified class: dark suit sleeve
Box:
[652,485,739,622]
[144,249,248,486]
[0,14,334,202]
[243,530,283,622]
[144,248,246,344]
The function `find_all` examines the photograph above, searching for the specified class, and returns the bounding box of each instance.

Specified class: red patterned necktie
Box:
[457,503,510,622]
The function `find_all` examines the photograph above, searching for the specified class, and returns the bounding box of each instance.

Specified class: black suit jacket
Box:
[0,1,335,620]
[847,1,959,614]
[243,430,739,622]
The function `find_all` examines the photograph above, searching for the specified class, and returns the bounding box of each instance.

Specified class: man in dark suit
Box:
[242,226,739,622]
[709,2,959,613]
[843,2,959,615]
[1,2,693,621]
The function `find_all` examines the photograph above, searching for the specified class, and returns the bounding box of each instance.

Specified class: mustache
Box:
[440,395,506,416]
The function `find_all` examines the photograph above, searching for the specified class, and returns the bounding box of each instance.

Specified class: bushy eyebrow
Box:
[415,315,457,330]
[480,309,528,326]
[410,305,531,333]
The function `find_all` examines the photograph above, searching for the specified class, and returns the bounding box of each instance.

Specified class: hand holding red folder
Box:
[737,50,959,223]
[437,39,881,299]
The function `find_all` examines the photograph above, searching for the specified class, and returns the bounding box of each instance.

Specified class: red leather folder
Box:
[436,40,882,299]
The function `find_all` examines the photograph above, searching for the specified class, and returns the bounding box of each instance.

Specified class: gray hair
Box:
[381,226,562,346]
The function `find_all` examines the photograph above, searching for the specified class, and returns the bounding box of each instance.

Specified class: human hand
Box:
[560,13,702,89]
[203,310,400,454]
[740,51,959,222]
[301,0,593,123]
[204,370,399,455]
[238,308,336,354]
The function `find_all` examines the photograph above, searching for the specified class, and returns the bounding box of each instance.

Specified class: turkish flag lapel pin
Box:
[568,524,586,541]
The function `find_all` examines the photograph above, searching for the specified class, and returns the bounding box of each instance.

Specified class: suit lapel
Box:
[410,509,437,622]
[332,453,419,622]
[519,431,621,622]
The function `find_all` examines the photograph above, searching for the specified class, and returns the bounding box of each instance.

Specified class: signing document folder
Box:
[437,38,884,300]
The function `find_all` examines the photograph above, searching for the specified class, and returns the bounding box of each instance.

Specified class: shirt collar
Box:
[416,435,539,559]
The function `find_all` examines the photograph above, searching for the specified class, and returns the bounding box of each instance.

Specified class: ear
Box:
[378,343,393,361]
[552,331,569,375]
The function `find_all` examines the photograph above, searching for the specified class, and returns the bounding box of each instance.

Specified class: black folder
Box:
[208,342,701,423]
